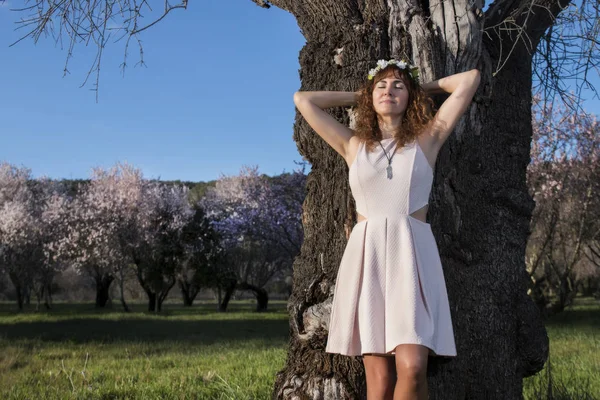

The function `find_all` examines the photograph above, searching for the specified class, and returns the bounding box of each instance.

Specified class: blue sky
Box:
[0,0,598,183]
[0,0,306,182]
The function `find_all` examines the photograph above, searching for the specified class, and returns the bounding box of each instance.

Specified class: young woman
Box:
[293,59,480,400]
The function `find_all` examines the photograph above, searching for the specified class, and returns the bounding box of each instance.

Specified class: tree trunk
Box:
[219,279,237,312]
[95,273,114,308]
[134,264,177,312]
[8,271,26,311]
[24,285,31,305]
[179,279,199,306]
[44,281,52,310]
[147,291,157,312]
[34,283,51,311]
[35,285,42,311]
[119,277,130,312]
[154,278,176,312]
[115,266,130,312]
[238,282,269,312]
[256,288,269,312]
[260,0,562,398]
[182,286,194,306]
[15,283,24,311]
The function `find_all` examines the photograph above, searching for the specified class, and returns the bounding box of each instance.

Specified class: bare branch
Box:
[8,0,188,101]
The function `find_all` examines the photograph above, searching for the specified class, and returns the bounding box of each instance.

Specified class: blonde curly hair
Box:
[354,64,437,152]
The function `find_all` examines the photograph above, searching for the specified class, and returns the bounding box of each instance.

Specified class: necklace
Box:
[376,138,398,179]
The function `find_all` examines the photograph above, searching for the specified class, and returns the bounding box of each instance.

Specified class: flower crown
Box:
[368,59,419,82]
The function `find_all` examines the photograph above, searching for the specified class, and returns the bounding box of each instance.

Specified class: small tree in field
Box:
[201,165,305,311]
[130,181,194,312]
[60,164,144,308]
[31,178,71,310]
[0,163,38,309]
[177,204,225,307]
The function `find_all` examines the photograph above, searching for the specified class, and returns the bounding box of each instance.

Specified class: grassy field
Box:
[0,297,598,399]
[523,296,600,399]
[0,300,289,400]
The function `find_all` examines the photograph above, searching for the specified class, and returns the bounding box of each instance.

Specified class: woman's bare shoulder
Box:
[345,133,362,168]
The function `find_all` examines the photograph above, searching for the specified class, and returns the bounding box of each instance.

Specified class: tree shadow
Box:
[544,307,600,330]
[0,317,289,345]
[0,301,290,346]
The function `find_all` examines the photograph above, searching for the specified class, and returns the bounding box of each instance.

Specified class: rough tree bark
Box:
[243,0,562,398]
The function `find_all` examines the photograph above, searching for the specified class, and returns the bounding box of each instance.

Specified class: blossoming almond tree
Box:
[65,162,195,312]
[129,181,194,312]
[0,163,39,309]
[201,165,305,311]
[526,94,600,316]
[61,166,137,308]
[30,178,71,310]
[0,163,77,310]
[177,204,226,307]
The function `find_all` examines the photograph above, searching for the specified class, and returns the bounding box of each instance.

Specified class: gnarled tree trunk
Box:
[248,0,559,398]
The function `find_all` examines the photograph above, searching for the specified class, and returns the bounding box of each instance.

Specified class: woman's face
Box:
[371,71,410,119]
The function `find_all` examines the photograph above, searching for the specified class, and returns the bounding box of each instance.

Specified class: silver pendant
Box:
[386,164,393,179]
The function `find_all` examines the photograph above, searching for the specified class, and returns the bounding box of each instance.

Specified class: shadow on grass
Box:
[0,300,289,317]
[544,307,600,330]
[0,318,289,345]
[0,302,290,346]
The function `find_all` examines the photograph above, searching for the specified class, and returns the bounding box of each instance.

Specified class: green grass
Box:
[0,300,289,400]
[0,297,598,399]
[523,296,600,399]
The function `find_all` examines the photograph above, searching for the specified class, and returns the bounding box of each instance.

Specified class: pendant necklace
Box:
[377,138,398,179]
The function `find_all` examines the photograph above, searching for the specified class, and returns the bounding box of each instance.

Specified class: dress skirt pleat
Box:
[325,214,457,357]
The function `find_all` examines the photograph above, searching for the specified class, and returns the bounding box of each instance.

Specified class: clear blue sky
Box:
[0,0,306,182]
[0,1,598,183]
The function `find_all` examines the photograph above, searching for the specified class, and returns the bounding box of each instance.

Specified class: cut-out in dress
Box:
[325,138,457,357]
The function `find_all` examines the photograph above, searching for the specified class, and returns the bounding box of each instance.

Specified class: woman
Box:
[293,59,480,400]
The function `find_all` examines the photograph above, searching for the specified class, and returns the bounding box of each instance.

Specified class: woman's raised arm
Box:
[293,91,359,161]
[421,69,481,150]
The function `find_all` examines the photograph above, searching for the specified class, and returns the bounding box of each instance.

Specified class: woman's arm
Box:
[420,69,480,96]
[420,69,481,149]
[294,91,358,109]
[293,91,359,161]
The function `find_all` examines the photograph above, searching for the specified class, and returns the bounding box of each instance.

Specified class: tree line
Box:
[1,101,598,318]
[0,162,306,312]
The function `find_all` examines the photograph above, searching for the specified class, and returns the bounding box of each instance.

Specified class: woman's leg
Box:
[393,344,430,400]
[363,354,396,400]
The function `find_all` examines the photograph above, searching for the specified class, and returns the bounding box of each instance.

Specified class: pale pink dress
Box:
[325,138,457,357]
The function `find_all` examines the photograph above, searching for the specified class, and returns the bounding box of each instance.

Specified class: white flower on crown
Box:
[367,58,419,81]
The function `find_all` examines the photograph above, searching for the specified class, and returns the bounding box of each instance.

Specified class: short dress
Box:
[325,138,457,357]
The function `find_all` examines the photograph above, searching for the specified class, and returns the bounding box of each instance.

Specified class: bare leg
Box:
[393,344,430,400]
[363,353,397,400]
